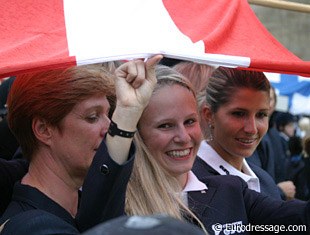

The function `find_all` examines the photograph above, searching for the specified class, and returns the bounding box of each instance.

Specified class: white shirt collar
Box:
[181,171,208,207]
[197,140,260,192]
[183,171,208,192]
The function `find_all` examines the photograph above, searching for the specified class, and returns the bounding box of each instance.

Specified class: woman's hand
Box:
[114,55,162,111]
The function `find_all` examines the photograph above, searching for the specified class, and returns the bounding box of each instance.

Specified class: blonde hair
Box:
[126,133,207,234]
[126,132,184,218]
[126,65,207,234]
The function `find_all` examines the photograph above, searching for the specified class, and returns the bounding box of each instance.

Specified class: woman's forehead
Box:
[219,88,269,110]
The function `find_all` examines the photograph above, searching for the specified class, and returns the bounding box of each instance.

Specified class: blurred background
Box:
[250,0,310,116]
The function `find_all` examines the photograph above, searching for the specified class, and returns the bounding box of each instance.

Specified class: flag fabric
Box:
[1,0,309,78]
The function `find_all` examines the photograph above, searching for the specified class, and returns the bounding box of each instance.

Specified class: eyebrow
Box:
[76,103,111,115]
[228,107,269,114]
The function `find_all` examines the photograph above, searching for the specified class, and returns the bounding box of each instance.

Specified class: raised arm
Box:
[106,55,162,164]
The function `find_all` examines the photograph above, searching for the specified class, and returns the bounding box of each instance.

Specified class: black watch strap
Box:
[108,120,136,138]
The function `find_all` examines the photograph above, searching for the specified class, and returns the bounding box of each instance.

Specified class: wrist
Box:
[111,106,143,131]
[108,120,136,138]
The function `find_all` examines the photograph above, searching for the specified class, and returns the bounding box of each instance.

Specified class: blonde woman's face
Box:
[139,84,202,178]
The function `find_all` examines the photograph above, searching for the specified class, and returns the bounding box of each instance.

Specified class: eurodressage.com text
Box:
[212,222,308,234]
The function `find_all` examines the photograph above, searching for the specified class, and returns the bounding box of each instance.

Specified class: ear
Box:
[32,117,53,145]
[201,105,214,125]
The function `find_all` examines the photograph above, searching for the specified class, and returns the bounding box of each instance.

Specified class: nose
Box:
[100,115,111,137]
[244,116,257,135]
[173,125,191,143]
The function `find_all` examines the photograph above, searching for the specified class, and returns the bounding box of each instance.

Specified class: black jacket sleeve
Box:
[75,140,135,232]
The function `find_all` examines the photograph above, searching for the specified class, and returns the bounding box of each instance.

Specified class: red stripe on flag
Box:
[163,0,299,59]
[163,0,310,76]
[0,0,75,77]
[246,59,310,77]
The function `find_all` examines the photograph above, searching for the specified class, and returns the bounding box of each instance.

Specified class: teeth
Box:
[167,149,190,158]
[237,138,255,143]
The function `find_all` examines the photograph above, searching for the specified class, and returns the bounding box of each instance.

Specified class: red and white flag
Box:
[1,0,309,78]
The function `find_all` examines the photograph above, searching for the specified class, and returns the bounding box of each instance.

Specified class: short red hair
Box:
[7,64,115,159]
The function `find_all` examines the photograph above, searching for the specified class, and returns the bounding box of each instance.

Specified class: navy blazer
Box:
[188,175,309,235]
[247,127,289,186]
[192,157,282,200]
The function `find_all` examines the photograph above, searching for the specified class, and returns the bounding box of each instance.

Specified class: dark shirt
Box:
[267,127,289,183]
[1,183,79,232]
[247,135,276,179]
[0,140,135,234]
[0,158,28,215]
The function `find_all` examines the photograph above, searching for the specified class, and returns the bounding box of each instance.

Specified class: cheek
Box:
[192,126,203,143]
[257,120,269,135]
[140,129,163,151]
[142,131,174,158]
[215,123,233,137]
[147,134,169,152]
[70,125,100,149]
[214,117,234,134]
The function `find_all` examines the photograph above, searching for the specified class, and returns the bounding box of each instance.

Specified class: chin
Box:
[239,151,254,158]
[177,166,192,175]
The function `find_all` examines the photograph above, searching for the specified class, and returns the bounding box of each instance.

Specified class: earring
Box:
[206,123,214,142]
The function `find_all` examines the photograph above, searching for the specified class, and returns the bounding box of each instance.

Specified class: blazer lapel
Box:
[187,185,217,218]
[193,157,220,177]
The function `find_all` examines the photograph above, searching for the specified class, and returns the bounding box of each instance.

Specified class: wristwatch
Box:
[108,120,136,138]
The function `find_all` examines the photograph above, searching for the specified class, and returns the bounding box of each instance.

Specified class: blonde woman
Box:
[126,65,309,235]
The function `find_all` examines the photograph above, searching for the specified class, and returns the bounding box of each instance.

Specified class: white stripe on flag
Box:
[64,0,204,63]
[63,0,250,67]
